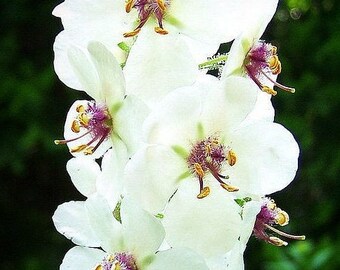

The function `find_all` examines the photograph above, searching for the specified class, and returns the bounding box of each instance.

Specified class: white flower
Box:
[54,41,149,158]
[53,194,209,270]
[53,0,280,107]
[123,74,298,260]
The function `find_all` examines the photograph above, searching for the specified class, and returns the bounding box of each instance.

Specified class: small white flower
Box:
[53,195,209,270]
[54,41,149,158]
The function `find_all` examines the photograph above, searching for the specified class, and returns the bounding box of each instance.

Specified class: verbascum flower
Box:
[54,42,149,158]
[52,0,280,107]
[53,194,209,270]
[123,75,299,260]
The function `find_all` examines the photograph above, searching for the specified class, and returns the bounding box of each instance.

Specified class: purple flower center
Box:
[124,0,171,37]
[55,101,112,155]
[186,136,239,199]
[252,197,305,246]
[98,253,138,270]
[244,41,295,95]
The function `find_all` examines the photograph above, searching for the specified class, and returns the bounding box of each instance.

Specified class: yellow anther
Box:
[114,262,122,270]
[71,120,80,133]
[70,144,88,153]
[76,104,85,113]
[220,183,239,192]
[268,55,281,75]
[154,26,168,35]
[205,144,211,155]
[197,186,210,199]
[194,163,205,178]
[157,0,166,11]
[54,140,62,145]
[123,28,141,38]
[94,265,103,270]
[125,0,135,13]
[227,150,237,166]
[275,209,290,226]
[269,236,288,246]
[78,112,90,126]
[84,147,94,155]
[267,199,277,210]
[271,45,277,55]
[262,86,277,96]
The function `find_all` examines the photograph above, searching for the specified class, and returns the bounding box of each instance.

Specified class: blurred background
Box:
[0,0,339,269]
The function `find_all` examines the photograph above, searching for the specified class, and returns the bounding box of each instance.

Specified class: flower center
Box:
[124,0,171,37]
[95,253,138,270]
[55,101,112,155]
[253,197,305,246]
[187,136,239,199]
[244,41,295,96]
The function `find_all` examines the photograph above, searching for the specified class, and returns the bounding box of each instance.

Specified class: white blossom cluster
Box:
[52,0,305,269]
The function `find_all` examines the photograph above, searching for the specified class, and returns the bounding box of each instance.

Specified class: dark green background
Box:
[0,0,339,269]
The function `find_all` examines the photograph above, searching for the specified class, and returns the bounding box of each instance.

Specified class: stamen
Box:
[71,120,80,133]
[218,173,229,179]
[207,162,239,192]
[70,144,88,153]
[76,104,85,113]
[260,70,295,93]
[194,163,205,178]
[157,0,166,11]
[275,209,289,226]
[227,149,237,166]
[268,55,281,75]
[154,26,168,35]
[125,0,135,13]
[54,130,92,145]
[265,224,306,241]
[261,85,277,96]
[123,28,141,38]
[220,183,239,192]
[197,186,210,199]
[269,236,288,246]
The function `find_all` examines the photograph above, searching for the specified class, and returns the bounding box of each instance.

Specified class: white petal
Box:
[96,149,126,209]
[124,145,186,214]
[114,95,150,155]
[53,201,100,247]
[143,78,215,148]
[124,28,197,108]
[54,28,127,91]
[85,194,123,253]
[121,196,165,260]
[60,246,105,270]
[87,42,126,104]
[200,76,257,135]
[67,45,101,99]
[163,181,242,258]
[66,157,100,196]
[146,248,208,270]
[229,122,300,195]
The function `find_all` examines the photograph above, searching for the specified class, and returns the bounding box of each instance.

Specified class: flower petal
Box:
[124,28,197,108]
[60,246,105,270]
[85,194,123,253]
[124,145,187,214]
[146,248,208,270]
[66,157,100,197]
[121,196,165,260]
[87,41,126,104]
[229,122,300,195]
[163,181,242,258]
[53,201,100,247]
[114,95,150,155]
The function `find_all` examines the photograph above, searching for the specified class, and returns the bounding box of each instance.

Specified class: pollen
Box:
[123,0,170,37]
[187,136,239,199]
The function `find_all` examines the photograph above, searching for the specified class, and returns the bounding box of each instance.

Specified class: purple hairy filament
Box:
[124,0,171,37]
[187,136,239,199]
